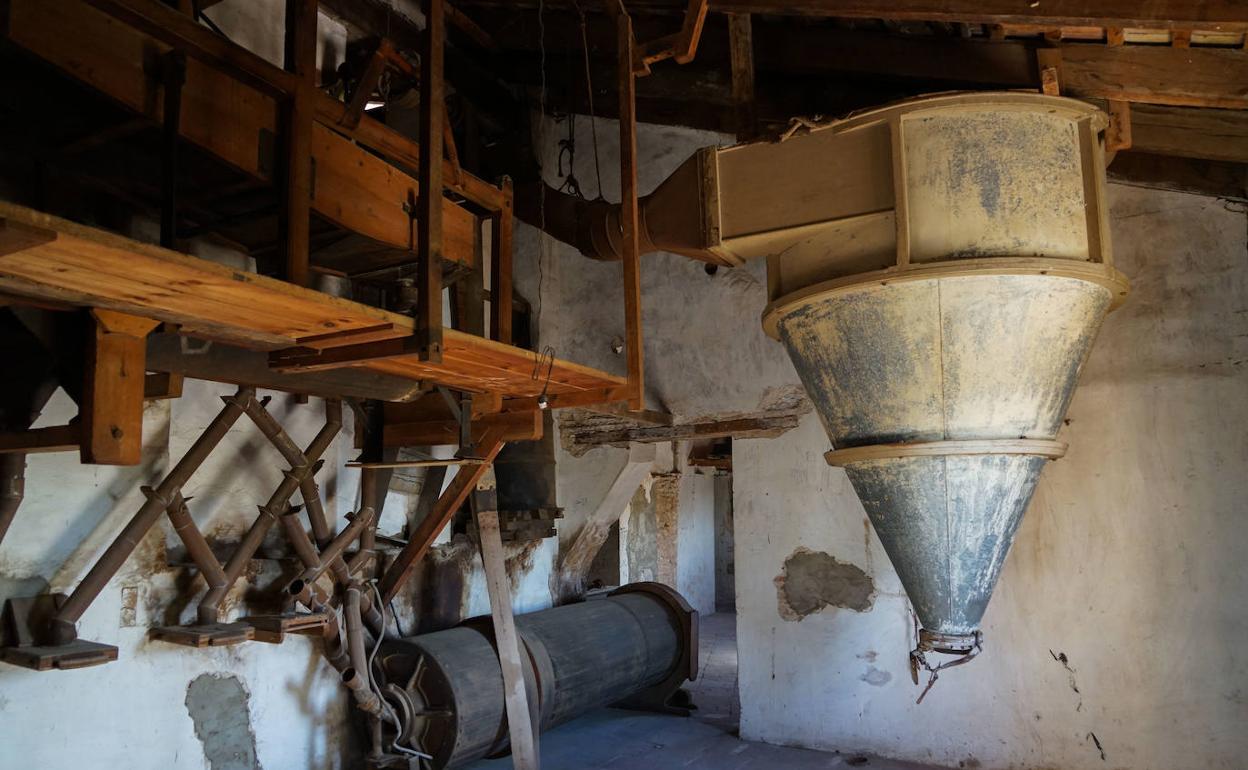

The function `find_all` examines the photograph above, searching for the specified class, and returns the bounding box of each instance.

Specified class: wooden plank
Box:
[0,202,413,348]
[272,328,626,396]
[473,470,540,770]
[81,0,301,95]
[615,8,645,411]
[489,177,514,344]
[378,427,506,602]
[1108,151,1247,200]
[281,0,318,287]
[0,203,626,401]
[1061,44,1248,109]
[384,409,541,447]
[345,458,486,468]
[4,0,479,265]
[459,0,1248,31]
[0,219,56,258]
[82,309,161,465]
[1097,102,1248,163]
[417,0,446,362]
[0,425,81,454]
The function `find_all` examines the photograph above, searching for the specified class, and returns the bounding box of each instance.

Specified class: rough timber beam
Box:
[5,0,499,268]
[457,0,1248,31]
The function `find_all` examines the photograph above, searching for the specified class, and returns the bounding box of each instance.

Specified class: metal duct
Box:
[375,583,696,768]
[536,92,1128,683]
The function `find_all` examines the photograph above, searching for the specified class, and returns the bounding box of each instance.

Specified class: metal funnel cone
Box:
[771,271,1122,653]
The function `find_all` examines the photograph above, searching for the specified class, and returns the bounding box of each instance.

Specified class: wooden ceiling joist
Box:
[457,0,1248,32]
[3,0,507,273]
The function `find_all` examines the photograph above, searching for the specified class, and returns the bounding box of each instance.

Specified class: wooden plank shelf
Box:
[0,202,626,403]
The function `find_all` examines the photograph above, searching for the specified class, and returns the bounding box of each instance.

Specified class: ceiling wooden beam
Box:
[457,0,1248,32]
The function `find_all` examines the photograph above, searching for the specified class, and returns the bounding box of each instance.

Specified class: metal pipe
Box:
[165,491,230,624]
[342,583,391,721]
[199,395,342,616]
[0,453,26,548]
[49,387,255,644]
[287,506,376,603]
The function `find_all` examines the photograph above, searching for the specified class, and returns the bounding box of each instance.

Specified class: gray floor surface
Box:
[467,613,944,770]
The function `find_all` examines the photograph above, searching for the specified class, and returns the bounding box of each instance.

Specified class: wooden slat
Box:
[383,409,541,447]
[0,425,81,454]
[1061,44,1248,109]
[458,0,1248,31]
[278,329,625,397]
[378,427,506,602]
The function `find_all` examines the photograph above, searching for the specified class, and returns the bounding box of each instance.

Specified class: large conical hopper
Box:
[750,94,1130,669]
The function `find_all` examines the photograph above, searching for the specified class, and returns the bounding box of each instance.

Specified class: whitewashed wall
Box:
[734,186,1248,770]
[518,108,1248,768]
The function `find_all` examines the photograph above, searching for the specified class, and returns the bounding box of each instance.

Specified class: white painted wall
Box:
[517,109,1248,768]
[733,186,1248,770]
[675,471,717,616]
[0,384,359,770]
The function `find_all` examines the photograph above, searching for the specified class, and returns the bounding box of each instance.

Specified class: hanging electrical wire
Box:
[535,0,549,328]
[575,0,606,200]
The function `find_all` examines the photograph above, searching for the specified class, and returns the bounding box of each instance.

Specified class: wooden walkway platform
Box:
[0,202,625,403]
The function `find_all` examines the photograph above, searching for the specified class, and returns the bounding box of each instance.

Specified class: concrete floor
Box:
[468,613,944,770]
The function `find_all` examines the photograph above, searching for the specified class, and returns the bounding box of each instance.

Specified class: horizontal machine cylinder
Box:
[375,582,697,768]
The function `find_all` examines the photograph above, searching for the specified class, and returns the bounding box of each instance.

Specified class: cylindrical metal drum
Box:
[754,93,1129,657]
[376,583,696,768]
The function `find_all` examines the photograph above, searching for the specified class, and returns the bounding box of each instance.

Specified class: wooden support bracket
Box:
[83,309,160,465]
[1037,47,1062,95]
[1106,100,1133,155]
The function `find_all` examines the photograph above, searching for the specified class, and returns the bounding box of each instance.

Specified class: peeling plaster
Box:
[774,547,874,621]
[185,673,262,770]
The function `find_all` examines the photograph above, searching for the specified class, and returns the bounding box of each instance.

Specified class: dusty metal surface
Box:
[377,585,695,768]
[751,94,1130,690]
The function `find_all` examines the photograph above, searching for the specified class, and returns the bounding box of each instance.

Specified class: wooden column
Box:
[281,0,318,287]
[82,309,160,465]
[417,0,446,361]
[615,8,645,411]
[489,176,514,344]
[474,467,540,770]
[727,13,756,141]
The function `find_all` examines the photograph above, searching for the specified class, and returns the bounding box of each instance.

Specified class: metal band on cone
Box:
[824,438,1067,467]
[762,257,1130,339]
